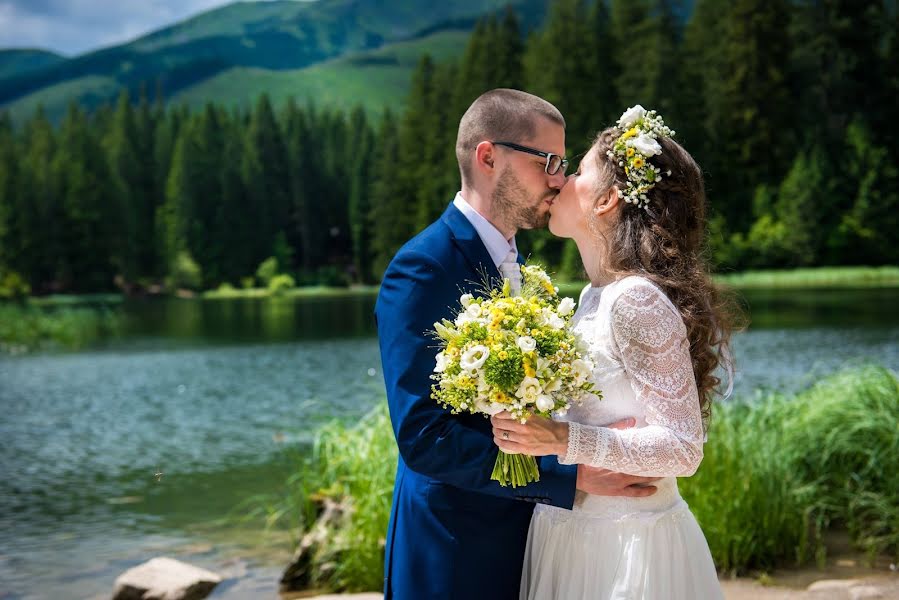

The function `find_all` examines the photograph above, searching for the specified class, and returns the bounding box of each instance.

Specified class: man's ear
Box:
[594,186,620,217]
[474,141,496,174]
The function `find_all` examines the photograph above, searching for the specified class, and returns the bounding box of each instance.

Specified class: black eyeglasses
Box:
[492,141,569,176]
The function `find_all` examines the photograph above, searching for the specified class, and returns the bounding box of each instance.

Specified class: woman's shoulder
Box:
[606,275,679,316]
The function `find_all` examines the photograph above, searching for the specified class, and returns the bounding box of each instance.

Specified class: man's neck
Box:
[459,186,516,241]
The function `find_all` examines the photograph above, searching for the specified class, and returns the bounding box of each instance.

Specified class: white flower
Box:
[544,378,562,393]
[475,398,506,415]
[558,297,575,316]
[460,293,473,308]
[466,303,483,318]
[541,308,565,330]
[459,345,490,371]
[618,105,646,128]
[571,359,592,384]
[631,133,662,157]
[516,336,537,353]
[455,312,472,327]
[535,394,555,412]
[515,376,542,404]
[433,351,448,373]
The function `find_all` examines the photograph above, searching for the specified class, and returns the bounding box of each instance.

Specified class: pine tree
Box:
[711,0,793,230]
[831,119,899,264]
[104,91,142,283]
[0,113,17,272]
[18,108,61,291]
[369,109,404,276]
[347,106,375,283]
[54,102,120,291]
[242,94,290,269]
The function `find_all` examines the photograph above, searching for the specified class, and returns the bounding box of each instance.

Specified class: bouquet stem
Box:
[491,451,540,488]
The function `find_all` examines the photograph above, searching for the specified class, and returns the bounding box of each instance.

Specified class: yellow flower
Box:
[447,346,459,358]
[491,344,503,353]
[524,365,536,378]
[626,147,635,157]
[498,350,509,361]
[633,156,645,169]
[492,391,509,404]
[543,281,555,295]
[622,127,638,140]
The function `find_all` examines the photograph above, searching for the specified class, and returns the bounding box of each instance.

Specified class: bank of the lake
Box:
[1,278,897,598]
[268,366,899,594]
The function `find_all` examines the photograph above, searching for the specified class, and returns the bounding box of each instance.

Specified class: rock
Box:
[849,586,883,600]
[808,579,860,593]
[280,497,349,592]
[113,556,222,600]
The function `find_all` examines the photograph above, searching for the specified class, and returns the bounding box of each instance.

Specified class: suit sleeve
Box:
[376,249,577,506]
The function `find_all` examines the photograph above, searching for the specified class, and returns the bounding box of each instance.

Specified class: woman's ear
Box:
[594,186,620,217]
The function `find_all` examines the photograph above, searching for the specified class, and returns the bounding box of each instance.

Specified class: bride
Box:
[491,106,733,599]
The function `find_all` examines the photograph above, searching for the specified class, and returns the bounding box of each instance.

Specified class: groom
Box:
[375,89,658,600]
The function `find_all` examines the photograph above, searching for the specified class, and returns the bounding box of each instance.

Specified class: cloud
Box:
[0,0,233,55]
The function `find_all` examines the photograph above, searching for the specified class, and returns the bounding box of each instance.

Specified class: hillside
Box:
[0,0,549,122]
[0,49,65,80]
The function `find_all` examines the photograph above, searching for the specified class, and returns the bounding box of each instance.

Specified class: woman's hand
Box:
[491,411,569,457]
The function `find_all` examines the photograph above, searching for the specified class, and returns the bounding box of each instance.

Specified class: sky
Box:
[0,0,246,56]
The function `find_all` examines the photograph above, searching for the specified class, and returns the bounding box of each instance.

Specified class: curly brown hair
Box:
[589,127,736,427]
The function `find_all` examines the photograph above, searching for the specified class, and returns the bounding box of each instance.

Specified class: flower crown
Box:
[605,105,674,210]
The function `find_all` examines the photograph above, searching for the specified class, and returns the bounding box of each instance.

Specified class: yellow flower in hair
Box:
[622,127,638,140]
[626,147,635,157]
[633,156,645,169]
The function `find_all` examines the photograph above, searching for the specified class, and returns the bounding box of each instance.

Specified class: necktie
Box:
[498,249,522,295]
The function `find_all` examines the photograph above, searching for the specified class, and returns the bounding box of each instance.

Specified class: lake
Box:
[1,287,898,599]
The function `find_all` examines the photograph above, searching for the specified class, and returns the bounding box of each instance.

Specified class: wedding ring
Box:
[502,431,509,440]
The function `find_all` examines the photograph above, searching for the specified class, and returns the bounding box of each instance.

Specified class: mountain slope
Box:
[0,0,548,112]
[0,49,65,80]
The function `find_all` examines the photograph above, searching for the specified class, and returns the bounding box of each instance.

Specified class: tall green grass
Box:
[252,366,899,591]
[556,266,899,298]
[714,266,899,289]
[0,303,122,353]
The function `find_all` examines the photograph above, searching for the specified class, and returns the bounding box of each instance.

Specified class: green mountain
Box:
[0,49,65,80]
[1,0,550,122]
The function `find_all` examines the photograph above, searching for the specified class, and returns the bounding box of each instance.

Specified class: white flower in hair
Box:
[631,133,662,157]
[607,106,674,210]
[618,105,646,128]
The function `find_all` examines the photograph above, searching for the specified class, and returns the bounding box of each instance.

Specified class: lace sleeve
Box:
[560,280,705,477]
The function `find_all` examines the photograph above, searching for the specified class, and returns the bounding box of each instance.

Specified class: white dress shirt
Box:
[452,192,518,268]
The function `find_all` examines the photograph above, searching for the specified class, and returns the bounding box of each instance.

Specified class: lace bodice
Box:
[559,276,704,479]
[538,277,704,518]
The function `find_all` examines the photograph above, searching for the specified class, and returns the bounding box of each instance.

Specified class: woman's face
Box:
[549,145,605,240]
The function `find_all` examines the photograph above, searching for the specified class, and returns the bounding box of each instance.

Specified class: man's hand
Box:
[573,416,660,497]
[575,465,660,497]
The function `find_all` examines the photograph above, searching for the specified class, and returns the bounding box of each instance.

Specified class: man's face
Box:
[491,117,567,231]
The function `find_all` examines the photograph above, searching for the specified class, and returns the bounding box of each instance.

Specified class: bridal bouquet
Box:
[429,265,598,488]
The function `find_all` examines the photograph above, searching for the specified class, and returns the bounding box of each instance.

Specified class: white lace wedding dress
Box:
[521,276,723,599]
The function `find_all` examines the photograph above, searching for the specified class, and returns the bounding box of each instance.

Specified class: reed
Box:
[0,303,121,353]
[258,366,898,591]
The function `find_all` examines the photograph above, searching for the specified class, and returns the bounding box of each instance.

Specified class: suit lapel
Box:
[441,203,501,282]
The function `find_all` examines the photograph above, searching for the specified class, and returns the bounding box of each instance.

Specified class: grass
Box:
[252,365,899,592]
[0,302,122,354]
[713,266,899,289]
[172,29,470,117]
[202,284,379,300]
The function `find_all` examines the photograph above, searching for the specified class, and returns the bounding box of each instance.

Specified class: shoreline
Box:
[13,266,899,306]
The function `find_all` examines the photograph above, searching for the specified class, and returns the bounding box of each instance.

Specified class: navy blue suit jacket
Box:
[374,202,578,600]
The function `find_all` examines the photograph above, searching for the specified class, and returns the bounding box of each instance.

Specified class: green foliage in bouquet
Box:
[429,264,599,487]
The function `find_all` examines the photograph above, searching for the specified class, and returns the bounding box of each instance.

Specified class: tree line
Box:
[0,0,896,294]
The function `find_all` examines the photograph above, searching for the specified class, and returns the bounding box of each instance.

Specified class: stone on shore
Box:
[112,556,223,600]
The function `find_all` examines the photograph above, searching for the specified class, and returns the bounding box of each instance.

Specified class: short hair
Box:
[455,89,565,186]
